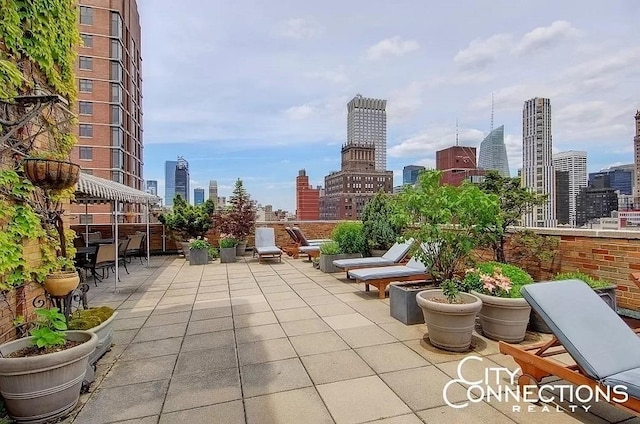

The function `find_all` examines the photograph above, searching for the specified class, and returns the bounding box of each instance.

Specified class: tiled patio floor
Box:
[64,255,640,424]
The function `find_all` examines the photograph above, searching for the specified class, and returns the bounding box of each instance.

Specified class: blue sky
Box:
[139,0,640,211]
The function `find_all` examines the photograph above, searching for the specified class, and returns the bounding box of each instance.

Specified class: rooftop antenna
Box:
[490,92,494,133]
[455,118,459,146]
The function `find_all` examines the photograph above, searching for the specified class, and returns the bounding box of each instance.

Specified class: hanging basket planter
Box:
[23,158,80,190]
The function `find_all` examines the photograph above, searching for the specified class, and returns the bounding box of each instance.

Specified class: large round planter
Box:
[236,241,247,256]
[471,291,531,343]
[416,289,482,352]
[189,248,209,265]
[220,247,236,263]
[44,271,80,297]
[23,158,80,190]
[0,330,98,423]
[86,312,117,366]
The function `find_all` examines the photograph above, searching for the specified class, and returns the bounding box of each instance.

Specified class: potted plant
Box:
[319,222,365,273]
[214,179,256,256]
[68,306,117,367]
[22,156,80,191]
[416,280,482,352]
[361,191,402,256]
[43,255,79,297]
[462,262,534,342]
[0,308,97,423]
[158,195,215,260]
[189,238,210,265]
[219,237,237,263]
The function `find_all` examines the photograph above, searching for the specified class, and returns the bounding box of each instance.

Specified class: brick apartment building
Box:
[436,145,484,186]
[70,0,143,223]
[295,169,320,220]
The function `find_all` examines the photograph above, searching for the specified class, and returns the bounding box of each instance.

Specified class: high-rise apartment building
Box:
[194,188,204,205]
[295,170,320,220]
[576,186,619,227]
[70,0,143,223]
[589,164,634,196]
[174,156,189,202]
[146,180,158,196]
[164,160,177,206]
[634,111,640,202]
[347,95,387,170]
[478,125,510,177]
[208,180,218,208]
[552,151,587,227]
[403,165,425,185]
[522,97,555,227]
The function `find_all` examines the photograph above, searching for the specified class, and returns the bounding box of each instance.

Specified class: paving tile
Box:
[186,316,234,335]
[264,291,301,301]
[366,414,423,423]
[164,287,198,297]
[181,329,235,352]
[107,416,160,424]
[336,325,397,348]
[240,358,312,398]
[437,355,503,388]
[132,323,187,343]
[236,323,286,344]
[311,302,355,317]
[152,303,193,314]
[174,345,237,376]
[158,400,245,424]
[323,313,374,330]
[269,298,308,310]
[416,402,516,424]
[403,338,467,365]
[230,288,264,297]
[114,317,148,331]
[163,368,242,413]
[237,338,297,365]
[245,387,333,424]
[289,331,349,356]
[378,322,426,341]
[102,355,177,388]
[232,302,273,315]
[296,288,331,298]
[195,291,230,301]
[120,337,183,361]
[260,285,293,294]
[280,318,332,336]
[157,294,195,306]
[356,342,429,373]
[75,380,169,424]
[144,311,191,327]
[197,284,229,293]
[190,305,232,321]
[113,329,139,345]
[300,350,375,385]
[234,311,278,328]
[273,307,318,322]
[316,376,411,424]
[305,295,343,306]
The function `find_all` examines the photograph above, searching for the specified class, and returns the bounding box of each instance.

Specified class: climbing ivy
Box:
[0,0,80,100]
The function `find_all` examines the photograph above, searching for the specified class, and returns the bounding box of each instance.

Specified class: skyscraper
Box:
[552,151,587,227]
[589,164,634,196]
[194,188,204,205]
[296,169,320,220]
[174,156,189,203]
[146,180,158,196]
[522,97,556,227]
[478,125,510,177]
[403,165,425,185]
[347,95,387,170]
[70,0,143,223]
[208,180,218,208]
[634,111,640,202]
[164,160,177,206]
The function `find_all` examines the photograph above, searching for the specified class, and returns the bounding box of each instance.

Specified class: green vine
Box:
[0,0,80,100]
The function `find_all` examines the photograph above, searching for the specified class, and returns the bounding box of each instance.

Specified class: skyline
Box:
[139,0,640,211]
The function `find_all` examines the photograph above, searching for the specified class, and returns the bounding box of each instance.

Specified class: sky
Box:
[139,0,640,211]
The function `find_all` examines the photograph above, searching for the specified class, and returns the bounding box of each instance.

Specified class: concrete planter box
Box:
[390,282,435,325]
[320,253,362,273]
[220,247,236,263]
[189,248,209,265]
[471,291,531,343]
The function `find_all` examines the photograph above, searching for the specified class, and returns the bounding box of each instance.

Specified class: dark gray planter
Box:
[180,242,190,260]
[220,247,236,263]
[390,282,435,325]
[189,248,209,265]
[320,253,362,273]
[236,241,247,256]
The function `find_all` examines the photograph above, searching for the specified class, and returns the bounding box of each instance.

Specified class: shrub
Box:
[208,247,219,260]
[219,237,237,248]
[68,306,115,330]
[30,308,67,348]
[553,271,612,289]
[361,192,402,252]
[331,222,366,255]
[462,262,533,298]
[159,195,215,240]
[189,238,210,250]
[320,241,341,255]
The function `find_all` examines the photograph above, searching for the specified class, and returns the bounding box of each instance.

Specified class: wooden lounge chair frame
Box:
[280,227,320,260]
[355,273,426,299]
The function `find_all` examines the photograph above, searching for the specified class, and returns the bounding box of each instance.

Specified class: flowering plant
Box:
[461,262,533,298]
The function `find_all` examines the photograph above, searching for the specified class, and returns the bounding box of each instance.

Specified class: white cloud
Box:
[512,20,581,55]
[276,18,322,39]
[388,126,485,158]
[365,36,419,61]
[305,69,348,84]
[454,34,513,70]
[284,104,316,120]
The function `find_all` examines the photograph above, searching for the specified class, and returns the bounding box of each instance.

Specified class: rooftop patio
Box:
[65,255,640,424]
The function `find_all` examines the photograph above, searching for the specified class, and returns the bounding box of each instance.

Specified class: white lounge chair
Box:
[254,228,282,263]
[333,239,414,275]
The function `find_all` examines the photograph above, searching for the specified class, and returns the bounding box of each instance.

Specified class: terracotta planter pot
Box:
[44,271,80,297]
[0,331,98,423]
[471,291,531,343]
[416,289,482,352]
[23,158,80,190]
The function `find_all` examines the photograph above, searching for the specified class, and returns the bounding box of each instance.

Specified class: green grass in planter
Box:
[553,271,612,289]
[68,306,114,330]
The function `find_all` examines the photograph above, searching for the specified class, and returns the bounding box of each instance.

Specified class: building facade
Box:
[478,125,510,177]
[164,160,177,206]
[552,151,587,227]
[174,156,189,202]
[208,180,218,208]
[319,144,393,220]
[145,180,157,196]
[555,171,570,225]
[347,95,387,171]
[194,188,204,205]
[436,145,484,186]
[403,165,425,185]
[635,111,640,202]
[589,164,634,196]
[295,169,320,220]
[522,97,556,227]
[71,0,143,223]
[576,187,619,227]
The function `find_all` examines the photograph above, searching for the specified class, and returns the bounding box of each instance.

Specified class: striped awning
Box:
[74,173,160,205]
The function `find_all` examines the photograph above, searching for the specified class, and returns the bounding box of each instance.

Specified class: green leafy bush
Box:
[189,239,210,250]
[331,222,366,255]
[208,247,219,260]
[462,262,533,298]
[219,237,237,248]
[159,195,215,240]
[553,271,612,289]
[320,241,341,255]
[30,308,67,348]
[361,192,402,252]
[440,279,461,303]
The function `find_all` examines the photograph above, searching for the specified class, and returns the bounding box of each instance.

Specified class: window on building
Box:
[110,83,121,103]
[79,214,93,224]
[80,33,93,48]
[79,6,93,25]
[79,124,93,137]
[79,101,93,115]
[79,56,92,70]
[110,105,123,125]
[110,39,122,60]
[79,79,92,92]
[79,146,93,160]
[110,12,122,38]
[111,171,123,184]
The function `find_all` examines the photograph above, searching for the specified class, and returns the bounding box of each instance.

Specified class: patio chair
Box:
[124,233,144,264]
[117,238,130,274]
[281,227,321,260]
[499,279,640,414]
[79,243,117,286]
[333,239,414,276]
[291,227,331,246]
[347,256,428,299]
[254,228,282,263]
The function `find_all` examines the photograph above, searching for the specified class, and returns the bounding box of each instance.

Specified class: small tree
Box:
[215,179,256,241]
[478,171,547,263]
[159,195,214,240]
[361,191,402,253]
[394,171,501,282]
